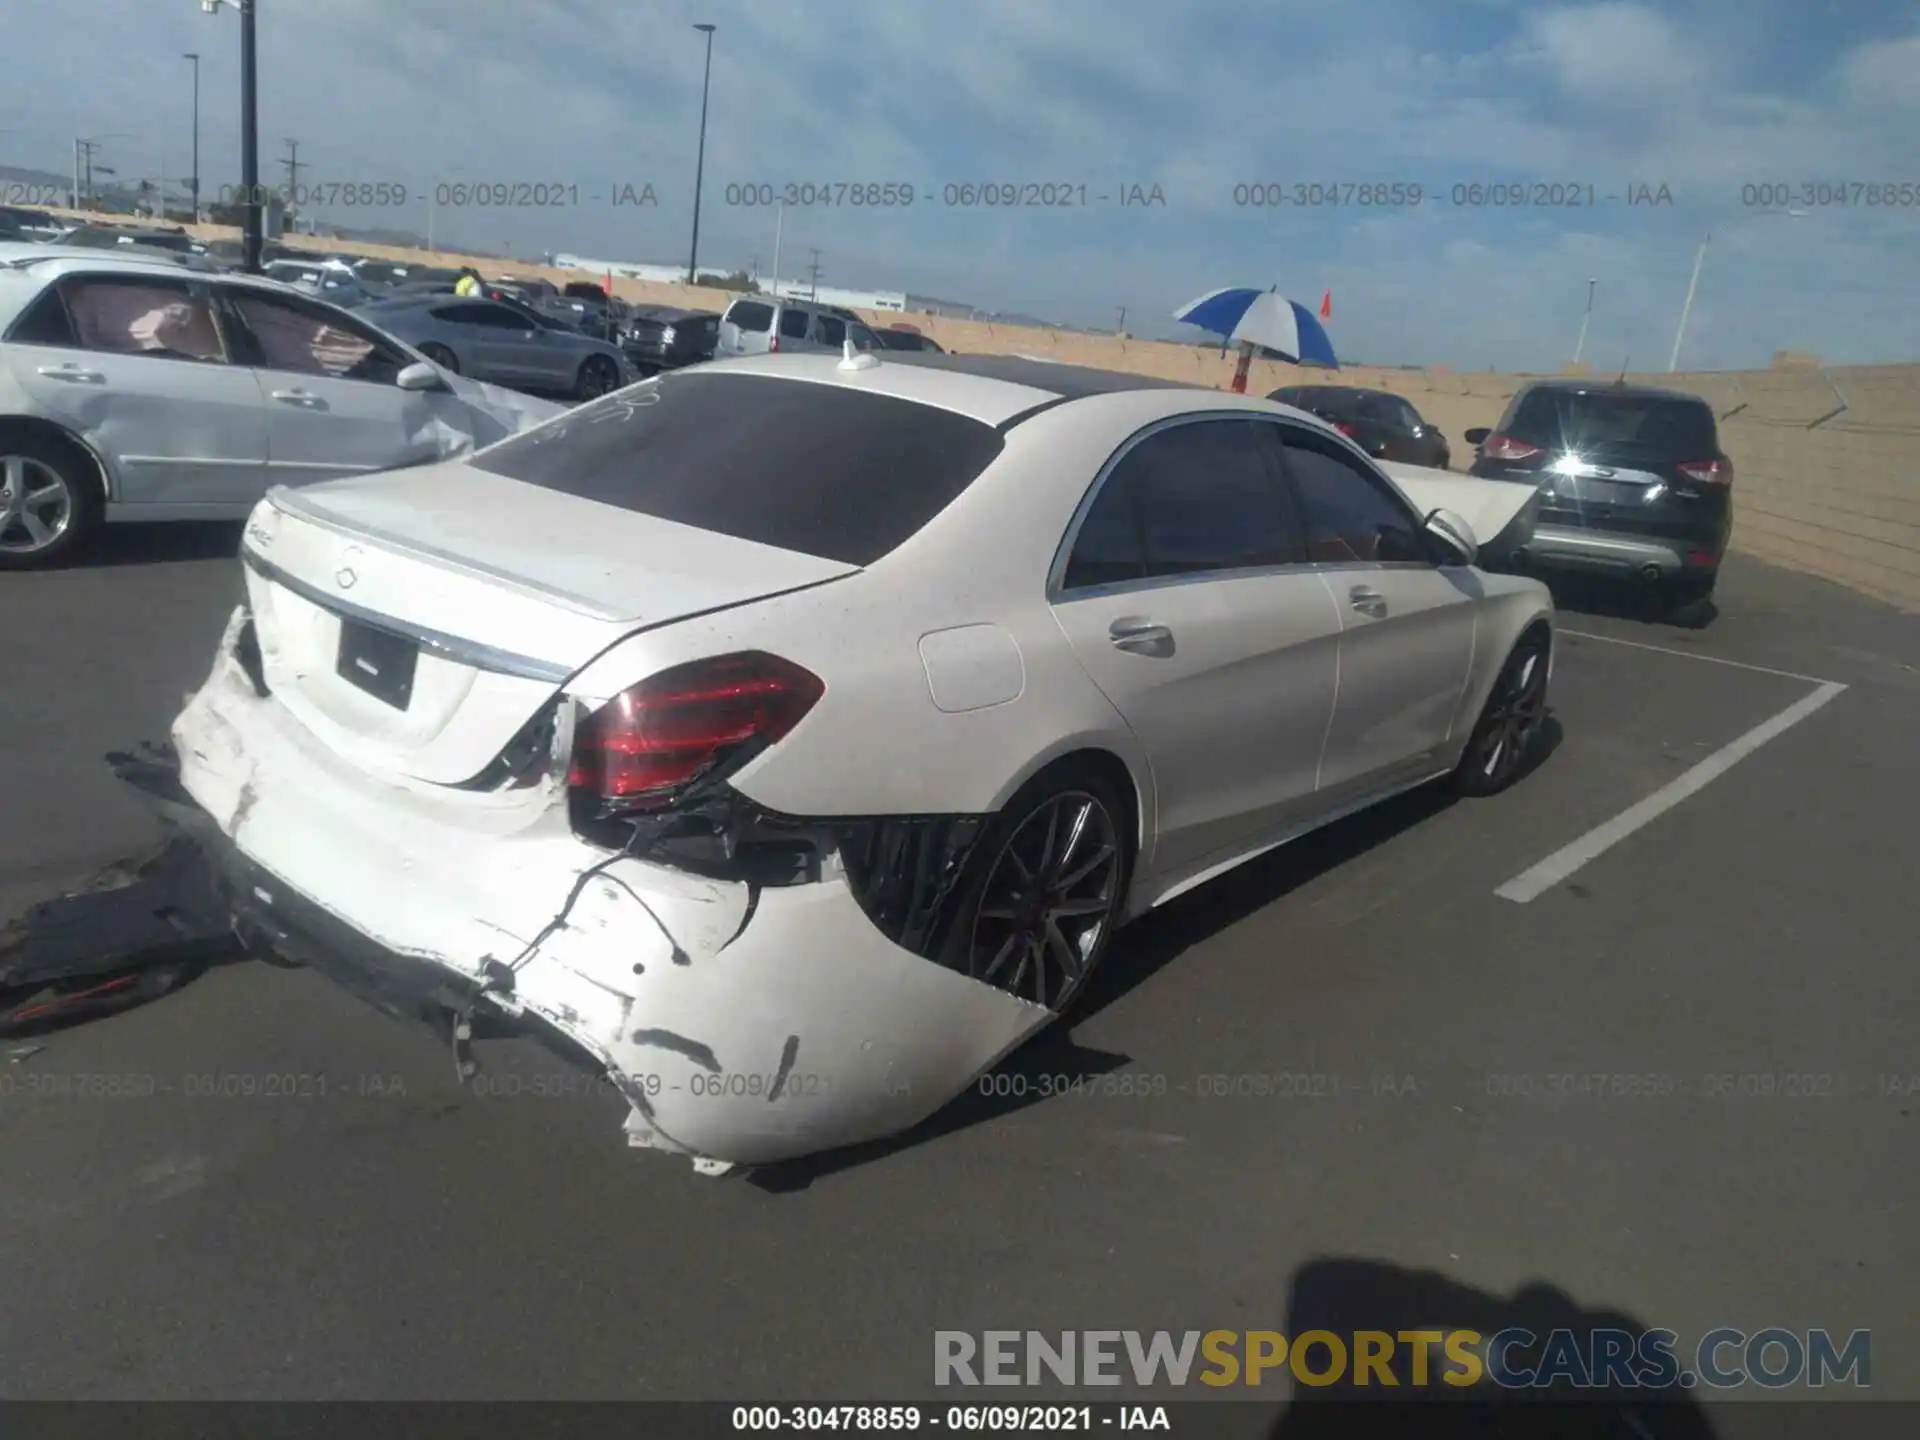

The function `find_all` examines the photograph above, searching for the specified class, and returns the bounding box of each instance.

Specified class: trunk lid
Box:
[240,460,859,786]
[1380,462,1539,554]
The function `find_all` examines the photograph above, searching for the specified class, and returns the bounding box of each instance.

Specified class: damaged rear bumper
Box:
[164,607,1053,1169]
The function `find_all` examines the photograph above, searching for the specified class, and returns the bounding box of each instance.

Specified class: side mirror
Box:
[1424,507,1478,566]
[1464,427,1491,445]
[396,360,448,392]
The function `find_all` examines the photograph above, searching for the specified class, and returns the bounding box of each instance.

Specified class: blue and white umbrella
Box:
[1173,286,1339,368]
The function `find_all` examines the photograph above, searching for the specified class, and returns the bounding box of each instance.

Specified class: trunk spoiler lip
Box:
[241,545,576,684]
[268,484,633,622]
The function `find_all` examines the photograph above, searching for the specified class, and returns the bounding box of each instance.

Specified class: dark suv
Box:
[1468,381,1732,608]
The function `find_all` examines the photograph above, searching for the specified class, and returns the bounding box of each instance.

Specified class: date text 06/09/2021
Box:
[722,182,1167,209]
[730,1404,1171,1432]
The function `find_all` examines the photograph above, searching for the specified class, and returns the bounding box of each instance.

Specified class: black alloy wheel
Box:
[1454,630,1550,795]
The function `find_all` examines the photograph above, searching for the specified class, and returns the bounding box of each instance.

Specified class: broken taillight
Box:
[1481,434,1543,461]
[568,652,825,817]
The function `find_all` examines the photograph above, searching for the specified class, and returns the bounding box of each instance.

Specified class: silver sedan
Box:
[0,246,563,568]
[357,296,636,400]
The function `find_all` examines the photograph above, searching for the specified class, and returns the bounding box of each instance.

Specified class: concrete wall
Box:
[55,211,1920,612]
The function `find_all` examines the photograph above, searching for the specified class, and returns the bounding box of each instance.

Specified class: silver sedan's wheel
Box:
[1454,630,1550,796]
[966,788,1124,1013]
[0,451,85,565]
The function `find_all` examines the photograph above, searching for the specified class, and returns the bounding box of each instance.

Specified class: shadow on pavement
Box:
[1268,1258,1720,1438]
[1538,572,1719,632]
[68,520,244,569]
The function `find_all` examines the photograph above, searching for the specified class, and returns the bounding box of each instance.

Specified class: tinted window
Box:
[431,303,491,326]
[816,315,848,346]
[469,372,1006,566]
[1276,430,1427,565]
[229,290,407,384]
[727,300,772,333]
[1061,467,1145,590]
[5,287,79,346]
[778,307,812,340]
[1507,388,1719,455]
[1133,422,1303,575]
[1062,420,1302,587]
[61,277,227,363]
[472,304,535,331]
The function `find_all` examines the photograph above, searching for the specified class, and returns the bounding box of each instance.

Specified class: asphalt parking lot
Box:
[2,526,1916,1428]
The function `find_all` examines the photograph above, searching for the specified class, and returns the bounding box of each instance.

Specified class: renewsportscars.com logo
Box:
[934,1328,1871,1391]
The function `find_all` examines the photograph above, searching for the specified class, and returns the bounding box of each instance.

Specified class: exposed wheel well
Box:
[0,417,109,503]
[1017,748,1144,867]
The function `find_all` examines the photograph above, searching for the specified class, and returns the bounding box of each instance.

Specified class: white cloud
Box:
[1839,32,1920,109]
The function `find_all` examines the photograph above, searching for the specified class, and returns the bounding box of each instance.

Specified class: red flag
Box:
[1319,289,1332,320]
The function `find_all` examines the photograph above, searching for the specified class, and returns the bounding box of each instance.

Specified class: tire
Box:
[575,355,621,400]
[1452,627,1551,797]
[933,763,1133,1017]
[0,429,101,570]
[418,343,459,373]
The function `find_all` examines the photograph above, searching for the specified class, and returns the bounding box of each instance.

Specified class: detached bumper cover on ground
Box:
[150,607,1052,1171]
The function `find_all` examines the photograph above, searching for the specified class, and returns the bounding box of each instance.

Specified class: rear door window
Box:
[816,314,848,346]
[778,307,812,341]
[60,276,228,363]
[726,300,772,333]
[468,371,1007,565]
[1061,419,1304,589]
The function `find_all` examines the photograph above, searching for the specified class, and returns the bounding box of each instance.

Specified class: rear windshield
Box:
[469,371,1007,565]
[727,300,773,333]
[1507,389,1719,455]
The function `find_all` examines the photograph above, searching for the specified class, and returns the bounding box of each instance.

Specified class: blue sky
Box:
[4,0,1917,368]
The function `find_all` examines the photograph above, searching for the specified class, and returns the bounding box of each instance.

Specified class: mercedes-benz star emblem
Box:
[335,567,357,589]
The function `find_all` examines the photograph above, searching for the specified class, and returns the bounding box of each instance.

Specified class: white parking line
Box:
[1495,632,1850,902]
[1556,628,1837,686]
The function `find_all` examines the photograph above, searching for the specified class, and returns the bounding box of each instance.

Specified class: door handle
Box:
[1349,585,1389,618]
[269,389,323,407]
[36,364,105,383]
[1108,617,1173,652]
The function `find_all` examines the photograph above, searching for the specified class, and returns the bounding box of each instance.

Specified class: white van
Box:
[717,296,883,357]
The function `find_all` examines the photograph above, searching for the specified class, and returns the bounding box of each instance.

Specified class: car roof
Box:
[1515,378,1709,404]
[695,350,1316,431]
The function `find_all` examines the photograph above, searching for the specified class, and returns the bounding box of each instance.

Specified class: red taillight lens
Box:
[768,332,781,353]
[1481,434,1542,461]
[569,652,824,814]
[1332,420,1359,437]
[1677,458,1733,486]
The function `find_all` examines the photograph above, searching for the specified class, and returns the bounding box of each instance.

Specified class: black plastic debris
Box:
[0,745,241,1035]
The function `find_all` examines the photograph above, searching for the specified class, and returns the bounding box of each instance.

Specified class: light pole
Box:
[1572,277,1596,365]
[686,22,717,284]
[201,0,261,272]
[770,197,783,297]
[183,52,201,222]
[1668,209,1807,371]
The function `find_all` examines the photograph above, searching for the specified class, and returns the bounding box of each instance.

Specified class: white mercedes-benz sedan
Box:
[163,350,1551,1172]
